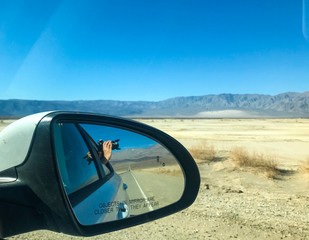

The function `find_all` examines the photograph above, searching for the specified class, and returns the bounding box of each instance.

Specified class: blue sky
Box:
[1,0,309,101]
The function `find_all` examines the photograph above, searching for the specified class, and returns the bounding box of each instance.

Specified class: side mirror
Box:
[0,111,200,238]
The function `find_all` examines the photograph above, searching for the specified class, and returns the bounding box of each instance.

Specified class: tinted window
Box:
[55,123,99,194]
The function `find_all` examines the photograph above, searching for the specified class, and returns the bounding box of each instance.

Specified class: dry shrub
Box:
[299,158,309,176]
[142,166,183,177]
[154,167,183,176]
[230,147,279,179]
[189,142,216,164]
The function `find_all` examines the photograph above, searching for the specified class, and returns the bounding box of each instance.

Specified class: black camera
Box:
[97,139,120,151]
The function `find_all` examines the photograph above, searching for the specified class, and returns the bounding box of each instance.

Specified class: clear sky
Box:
[1,0,309,101]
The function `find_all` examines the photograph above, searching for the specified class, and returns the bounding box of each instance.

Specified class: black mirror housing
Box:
[0,111,200,238]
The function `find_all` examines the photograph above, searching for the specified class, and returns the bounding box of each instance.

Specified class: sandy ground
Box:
[3,118,309,239]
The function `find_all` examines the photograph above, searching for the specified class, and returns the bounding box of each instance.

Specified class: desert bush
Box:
[189,142,216,163]
[299,158,309,176]
[153,167,183,177]
[230,147,279,179]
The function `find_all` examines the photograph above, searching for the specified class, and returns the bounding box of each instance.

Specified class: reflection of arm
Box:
[101,140,112,164]
[84,140,112,165]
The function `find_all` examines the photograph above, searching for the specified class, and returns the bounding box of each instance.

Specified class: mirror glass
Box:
[53,121,185,225]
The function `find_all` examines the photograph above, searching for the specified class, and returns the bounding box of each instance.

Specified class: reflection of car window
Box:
[77,124,111,176]
[56,123,99,195]
[101,159,111,176]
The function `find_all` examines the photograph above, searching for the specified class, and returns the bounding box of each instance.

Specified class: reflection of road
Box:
[120,168,184,216]
[120,170,154,215]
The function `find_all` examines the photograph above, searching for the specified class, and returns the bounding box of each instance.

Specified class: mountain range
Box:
[1,92,309,118]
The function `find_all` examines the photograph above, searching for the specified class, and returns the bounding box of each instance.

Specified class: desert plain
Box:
[2,118,309,240]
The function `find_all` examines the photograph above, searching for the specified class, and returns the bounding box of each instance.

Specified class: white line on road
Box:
[130,169,154,211]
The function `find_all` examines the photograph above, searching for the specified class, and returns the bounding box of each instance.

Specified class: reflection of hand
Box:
[86,151,92,159]
[103,140,112,161]
[83,151,93,165]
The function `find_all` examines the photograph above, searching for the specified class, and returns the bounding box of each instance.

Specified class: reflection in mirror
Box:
[53,121,185,226]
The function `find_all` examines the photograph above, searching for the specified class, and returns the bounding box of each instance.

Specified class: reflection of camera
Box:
[97,139,121,151]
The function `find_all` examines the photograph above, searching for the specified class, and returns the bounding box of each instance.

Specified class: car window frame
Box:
[53,121,115,207]
[76,124,114,176]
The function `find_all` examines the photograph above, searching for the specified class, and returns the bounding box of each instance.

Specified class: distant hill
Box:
[1,92,309,118]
